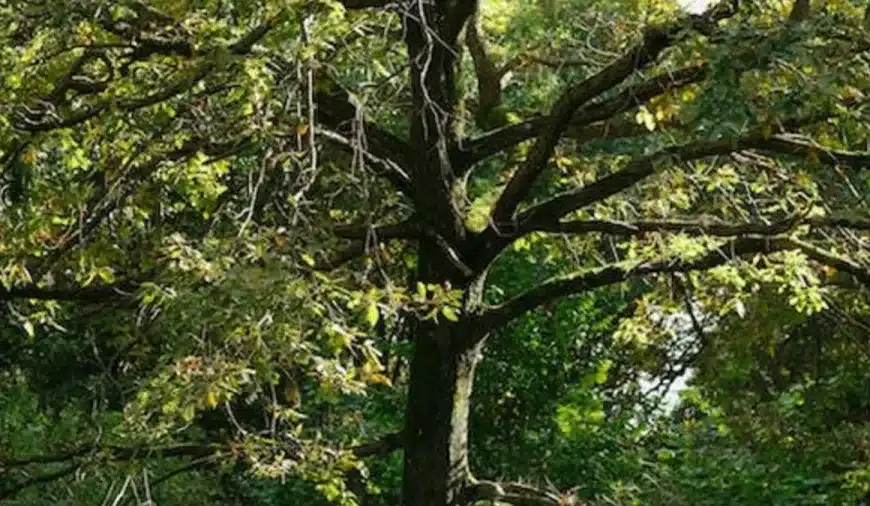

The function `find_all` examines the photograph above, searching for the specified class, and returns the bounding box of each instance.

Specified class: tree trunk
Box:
[402,316,483,506]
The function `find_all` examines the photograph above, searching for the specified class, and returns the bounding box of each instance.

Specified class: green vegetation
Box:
[4,0,870,505]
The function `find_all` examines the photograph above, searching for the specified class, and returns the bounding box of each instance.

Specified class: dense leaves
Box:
[4,0,870,505]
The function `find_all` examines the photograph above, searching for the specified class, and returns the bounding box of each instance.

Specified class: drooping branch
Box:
[479,236,870,331]
[317,128,413,194]
[487,1,737,225]
[1,443,216,469]
[0,443,222,502]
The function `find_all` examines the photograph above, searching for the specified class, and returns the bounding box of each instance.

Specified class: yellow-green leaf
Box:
[366,302,379,327]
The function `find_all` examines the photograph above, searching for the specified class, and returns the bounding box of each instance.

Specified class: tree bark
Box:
[402,244,484,506]
[399,4,482,505]
[402,318,482,506]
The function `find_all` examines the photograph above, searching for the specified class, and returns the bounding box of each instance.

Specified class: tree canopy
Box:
[4,0,870,505]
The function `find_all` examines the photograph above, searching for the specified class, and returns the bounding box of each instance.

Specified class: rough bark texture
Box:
[400,4,481,500]
[402,320,482,506]
[402,241,484,506]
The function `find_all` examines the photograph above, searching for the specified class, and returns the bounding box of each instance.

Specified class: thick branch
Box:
[532,216,870,237]
[465,11,505,129]
[333,221,419,240]
[519,137,754,231]
[351,431,405,458]
[456,63,706,169]
[480,236,870,330]
[488,2,736,223]
[338,0,391,8]
[519,129,870,233]
[0,283,138,303]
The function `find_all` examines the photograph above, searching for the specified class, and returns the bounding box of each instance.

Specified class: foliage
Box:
[4,0,870,506]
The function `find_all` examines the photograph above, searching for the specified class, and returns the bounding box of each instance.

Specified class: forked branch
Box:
[488,1,737,224]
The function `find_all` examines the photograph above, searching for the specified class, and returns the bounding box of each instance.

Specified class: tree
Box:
[4,1,870,505]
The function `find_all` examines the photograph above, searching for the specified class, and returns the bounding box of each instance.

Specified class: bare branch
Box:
[317,129,413,194]
[761,135,870,168]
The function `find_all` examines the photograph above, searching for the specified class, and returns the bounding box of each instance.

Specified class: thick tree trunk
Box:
[402,317,482,506]
[399,3,481,503]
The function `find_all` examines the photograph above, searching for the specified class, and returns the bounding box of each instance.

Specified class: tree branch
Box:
[519,137,754,233]
[479,236,870,330]
[0,283,138,303]
[464,10,505,130]
[338,0,391,8]
[530,216,870,237]
[350,431,405,458]
[0,464,81,502]
[488,1,736,224]
[333,221,419,240]
[518,129,870,234]
[317,128,413,194]
[455,63,707,170]
[464,480,568,506]
[13,15,279,132]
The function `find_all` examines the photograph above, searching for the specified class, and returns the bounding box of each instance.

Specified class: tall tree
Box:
[5,1,870,506]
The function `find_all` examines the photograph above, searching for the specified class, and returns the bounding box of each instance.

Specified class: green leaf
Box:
[365,302,379,328]
[441,306,459,322]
